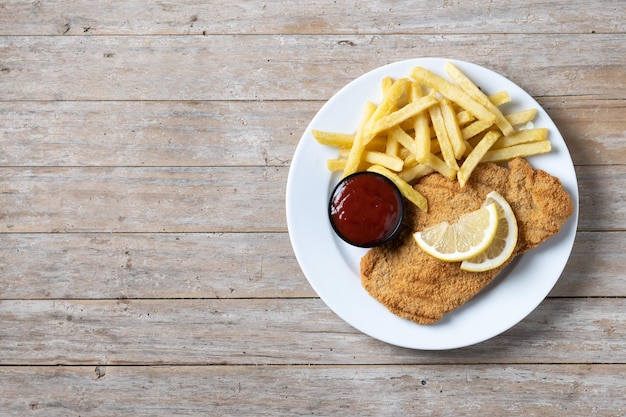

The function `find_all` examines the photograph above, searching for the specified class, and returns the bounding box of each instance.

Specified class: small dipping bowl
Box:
[328,171,405,248]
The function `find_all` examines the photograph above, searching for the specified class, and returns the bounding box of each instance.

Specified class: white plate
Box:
[286,58,579,350]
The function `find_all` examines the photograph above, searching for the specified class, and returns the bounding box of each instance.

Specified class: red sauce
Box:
[329,172,404,247]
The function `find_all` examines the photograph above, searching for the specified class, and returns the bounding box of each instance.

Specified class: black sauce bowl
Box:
[328,171,405,248]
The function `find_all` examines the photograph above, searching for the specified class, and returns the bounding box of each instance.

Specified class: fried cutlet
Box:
[360,157,574,324]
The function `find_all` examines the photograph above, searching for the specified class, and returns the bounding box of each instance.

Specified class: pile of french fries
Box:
[313,61,551,211]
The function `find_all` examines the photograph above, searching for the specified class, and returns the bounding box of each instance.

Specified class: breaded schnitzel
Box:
[360,157,573,324]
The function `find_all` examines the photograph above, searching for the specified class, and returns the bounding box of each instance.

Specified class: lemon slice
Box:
[461,191,518,272]
[413,203,499,262]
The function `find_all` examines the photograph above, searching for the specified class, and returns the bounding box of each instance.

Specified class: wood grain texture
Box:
[0,365,626,417]
[0,165,620,232]
[1,0,624,35]
[0,298,624,365]
[1,0,624,414]
[0,101,303,167]
[0,233,308,299]
[1,34,624,101]
[0,97,623,167]
[0,231,623,299]
[552,231,626,297]
[1,364,624,417]
[0,167,287,233]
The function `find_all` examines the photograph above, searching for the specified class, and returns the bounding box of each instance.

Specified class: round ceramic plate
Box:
[285,58,579,350]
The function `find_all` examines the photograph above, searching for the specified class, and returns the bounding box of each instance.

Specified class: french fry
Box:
[341,144,382,159]
[366,136,389,151]
[491,128,548,149]
[445,61,514,135]
[488,91,511,106]
[381,76,394,95]
[428,101,460,171]
[326,159,347,171]
[440,98,466,159]
[367,164,428,211]
[388,125,416,157]
[457,130,502,187]
[411,66,496,123]
[312,130,354,148]
[367,95,437,137]
[461,119,493,141]
[506,108,538,126]
[343,101,377,177]
[429,137,441,155]
[363,151,404,172]
[424,153,457,180]
[338,138,388,158]
[367,78,411,126]
[399,163,434,183]
[315,61,549,211]
[385,131,400,156]
[402,152,418,168]
[454,91,508,128]
[337,148,349,159]
[409,82,431,164]
[414,117,431,163]
[327,158,370,172]
[480,141,552,163]
[456,110,475,126]
[398,146,412,160]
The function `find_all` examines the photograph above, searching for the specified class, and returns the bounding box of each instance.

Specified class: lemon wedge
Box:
[460,191,518,272]
[413,202,499,262]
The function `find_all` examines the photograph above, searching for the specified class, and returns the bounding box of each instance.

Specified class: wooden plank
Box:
[0,1,621,415]
[0,0,623,35]
[0,100,306,167]
[541,97,626,166]
[0,364,624,416]
[0,231,622,299]
[1,35,624,101]
[0,98,623,167]
[0,167,288,233]
[0,298,624,365]
[576,164,625,231]
[551,231,626,297]
[0,233,310,299]
[0,164,620,232]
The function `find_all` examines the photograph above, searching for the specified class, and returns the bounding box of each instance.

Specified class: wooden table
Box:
[1,1,624,415]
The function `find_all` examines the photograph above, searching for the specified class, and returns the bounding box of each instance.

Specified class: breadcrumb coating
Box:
[361,158,574,324]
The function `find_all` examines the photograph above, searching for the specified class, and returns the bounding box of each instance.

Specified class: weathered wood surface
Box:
[1,365,623,417]
[1,0,624,35]
[1,0,625,415]
[0,233,309,299]
[0,298,624,365]
[0,98,623,167]
[0,165,621,232]
[0,167,287,233]
[0,231,623,299]
[1,34,624,100]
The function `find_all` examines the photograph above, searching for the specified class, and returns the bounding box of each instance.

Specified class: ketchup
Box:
[329,172,404,247]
